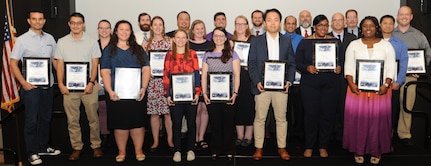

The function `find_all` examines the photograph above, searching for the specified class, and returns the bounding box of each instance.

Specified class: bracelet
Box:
[233,92,238,95]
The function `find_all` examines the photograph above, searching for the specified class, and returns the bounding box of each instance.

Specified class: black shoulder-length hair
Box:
[108,20,145,65]
[208,27,233,63]
[359,16,383,38]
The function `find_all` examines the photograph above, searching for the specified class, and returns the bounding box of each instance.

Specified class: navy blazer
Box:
[248,33,296,95]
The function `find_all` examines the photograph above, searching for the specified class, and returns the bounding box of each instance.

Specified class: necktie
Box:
[256,30,260,36]
[143,32,148,40]
[350,29,353,34]
[338,35,342,42]
[304,29,308,37]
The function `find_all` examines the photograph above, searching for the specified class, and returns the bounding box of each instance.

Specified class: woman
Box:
[100,20,150,162]
[343,16,395,164]
[163,29,201,162]
[189,19,210,150]
[202,27,240,160]
[97,19,111,147]
[232,15,255,147]
[144,16,174,152]
[296,14,342,158]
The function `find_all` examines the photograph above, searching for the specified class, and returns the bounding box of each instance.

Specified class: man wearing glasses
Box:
[54,12,103,161]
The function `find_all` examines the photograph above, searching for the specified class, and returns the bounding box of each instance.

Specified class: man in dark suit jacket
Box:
[295,10,313,37]
[328,12,357,142]
[248,8,296,161]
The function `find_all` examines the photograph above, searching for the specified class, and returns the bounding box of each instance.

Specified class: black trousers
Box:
[170,103,197,152]
[207,103,236,155]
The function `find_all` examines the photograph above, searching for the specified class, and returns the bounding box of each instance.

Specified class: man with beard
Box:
[295,10,313,37]
[251,10,265,36]
[344,9,360,38]
[166,11,191,38]
[135,12,151,46]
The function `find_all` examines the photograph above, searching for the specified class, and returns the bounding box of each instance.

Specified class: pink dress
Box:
[146,37,171,115]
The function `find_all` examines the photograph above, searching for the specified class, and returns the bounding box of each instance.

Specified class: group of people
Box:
[9,5,430,166]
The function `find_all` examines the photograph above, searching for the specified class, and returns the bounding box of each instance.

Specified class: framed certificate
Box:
[23,57,50,87]
[195,50,206,74]
[149,50,168,76]
[233,41,250,66]
[114,68,141,100]
[208,72,232,102]
[64,62,89,92]
[263,60,286,91]
[313,40,337,72]
[293,71,301,85]
[98,64,104,87]
[171,73,195,103]
[406,49,426,74]
[356,59,384,92]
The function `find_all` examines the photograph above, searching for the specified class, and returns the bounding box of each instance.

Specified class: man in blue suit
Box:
[248,8,296,161]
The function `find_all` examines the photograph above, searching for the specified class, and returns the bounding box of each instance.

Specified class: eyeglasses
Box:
[316,24,329,28]
[235,23,248,26]
[69,21,83,26]
[213,34,225,38]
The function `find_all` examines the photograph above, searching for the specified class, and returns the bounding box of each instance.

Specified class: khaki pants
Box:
[397,76,417,139]
[63,89,101,150]
[254,91,288,148]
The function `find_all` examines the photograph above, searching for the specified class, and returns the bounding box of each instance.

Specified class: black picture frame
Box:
[406,49,427,74]
[312,39,338,72]
[64,62,90,92]
[262,60,286,91]
[170,72,195,103]
[208,72,232,103]
[355,59,384,92]
[22,57,51,87]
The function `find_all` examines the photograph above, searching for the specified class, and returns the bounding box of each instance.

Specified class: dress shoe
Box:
[354,154,364,164]
[278,148,290,160]
[68,150,81,161]
[115,155,126,162]
[319,149,328,158]
[93,148,103,158]
[252,148,263,161]
[150,146,158,152]
[303,149,312,157]
[136,154,146,161]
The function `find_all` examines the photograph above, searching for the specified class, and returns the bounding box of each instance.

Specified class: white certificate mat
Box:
[149,51,168,76]
[356,60,384,92]
[196,51,205,74]
[314,42,336,70]
[24,57,50,86]
[171,73,194,102]
[406,49,426,74]
[234,42,250,66]
[209,72,231,101]
[114,68,141,99]
[65,62,89,91]
[263,61,286,90]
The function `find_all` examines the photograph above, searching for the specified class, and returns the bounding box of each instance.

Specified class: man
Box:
[328,12,358,142]
[55,12,103,161]
[248,8,296,161]
[166,11,191,38]
[283,15,304,148]
[135,12,151,46]
[380,14,409,139]
[251,10,265,36]
[394,6,431,146]
[10,9,60,165]
[295,10,313,37]
[344,9,360,38]
[206,12,233,41]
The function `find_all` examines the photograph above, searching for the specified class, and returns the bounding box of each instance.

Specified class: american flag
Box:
[1,0,19,113]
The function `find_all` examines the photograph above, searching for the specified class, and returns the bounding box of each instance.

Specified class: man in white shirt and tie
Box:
[135,12,151,45]
[295,10,313,37]
[344,9,360,38]
[251,9,265,36]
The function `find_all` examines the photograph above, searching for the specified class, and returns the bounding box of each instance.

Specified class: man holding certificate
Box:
[343,16,396,164]
[248,8,296,161]
[10,9,60,165]
[55,12,103,161]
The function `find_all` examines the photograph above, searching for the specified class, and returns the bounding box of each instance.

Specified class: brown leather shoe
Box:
[252,148,263,161]
[69,150,81,161]
[278,148,290,160]
[93,148,103,158]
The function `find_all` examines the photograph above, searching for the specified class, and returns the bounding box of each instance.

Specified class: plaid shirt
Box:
[163,50,201,97]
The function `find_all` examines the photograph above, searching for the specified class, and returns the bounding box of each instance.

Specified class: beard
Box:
[140,24,150,31]
[300,21,311,28]
[253,22,262,27]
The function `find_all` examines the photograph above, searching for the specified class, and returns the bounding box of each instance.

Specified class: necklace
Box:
[312,34,327,39]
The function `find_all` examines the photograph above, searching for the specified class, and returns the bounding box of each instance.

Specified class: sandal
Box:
[354,154,364,164]
[200,141,208,149]
[370,156,381,164]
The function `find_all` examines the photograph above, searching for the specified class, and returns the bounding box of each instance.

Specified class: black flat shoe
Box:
[150,146,158,152]
[169,146,175,152]
[227,154,233,160]
[211,154,217,160]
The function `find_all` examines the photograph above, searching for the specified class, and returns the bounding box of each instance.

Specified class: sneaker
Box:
[186,150,195,161]
[38,147,61,156]
[28,154,42,165]
[173,151,181,162]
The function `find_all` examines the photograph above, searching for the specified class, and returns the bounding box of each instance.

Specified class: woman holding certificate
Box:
[232,15,255,147]
[343,16,396,164]
[144,16,175,152]
[202,27,241,160]
[295,14,342,158]
[100,20,150,162]
[162,29,201,162]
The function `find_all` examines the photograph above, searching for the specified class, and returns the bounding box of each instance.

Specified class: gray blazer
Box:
[247,33,296,95]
